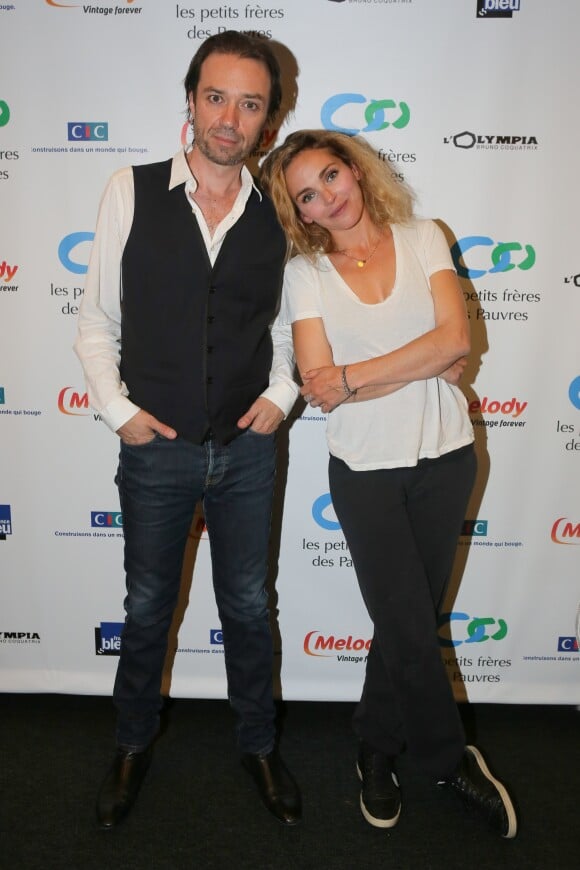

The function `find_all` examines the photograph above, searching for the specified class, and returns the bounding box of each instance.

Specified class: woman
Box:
[260,130,516,838]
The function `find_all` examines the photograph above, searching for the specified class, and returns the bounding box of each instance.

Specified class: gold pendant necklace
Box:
[337,236,381,268]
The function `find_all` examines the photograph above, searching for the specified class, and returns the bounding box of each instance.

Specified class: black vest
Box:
[120,159,286,443]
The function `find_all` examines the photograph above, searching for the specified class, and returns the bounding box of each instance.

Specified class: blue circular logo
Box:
[312,493,341,531]
[569,376,580,410]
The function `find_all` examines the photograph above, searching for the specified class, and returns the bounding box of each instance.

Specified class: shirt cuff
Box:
[261,381,299,419]
[99,395,142,433]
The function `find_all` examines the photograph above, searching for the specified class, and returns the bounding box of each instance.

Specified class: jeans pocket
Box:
[120,432,165,450]
[245,428,275,439]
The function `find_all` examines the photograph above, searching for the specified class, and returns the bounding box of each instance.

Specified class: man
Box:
[74,31,300,829]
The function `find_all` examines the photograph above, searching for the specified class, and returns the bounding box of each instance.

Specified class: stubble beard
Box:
[193,123,263,167]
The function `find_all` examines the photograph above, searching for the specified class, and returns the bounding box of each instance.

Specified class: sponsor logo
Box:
[477,0,520,18]
[444,130,537,151]
[0,504,12,538]
[569,376,580,411]
[312,493,341,531]
[0,387,4,404]
[468,397,527,417]
[304,630,371,657]
[58,387,90,416]
[557,636,579,653]
[551,518,580,545]
[0,260,18,283]
[58,232,93,275]
[46,0,142,14]
[67,122,108,142]
[94,621,124,655]
[461,520,488,537]
[177,631,225,656]
[451,236,535,279]
[437,612,508,648]
[321,94,410,136]
[0,100,9,127]
[0,631,40,644]
[91,511,123,528]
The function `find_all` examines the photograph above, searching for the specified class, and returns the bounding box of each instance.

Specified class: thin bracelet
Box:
[341,365,358,399]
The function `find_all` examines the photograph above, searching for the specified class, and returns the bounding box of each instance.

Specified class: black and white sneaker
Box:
[441,745,517,838]
[357,741,401,829]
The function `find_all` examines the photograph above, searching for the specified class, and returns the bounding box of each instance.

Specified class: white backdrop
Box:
[1,0,579,704]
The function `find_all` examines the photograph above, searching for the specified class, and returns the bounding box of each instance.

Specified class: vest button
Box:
[207,315,215,324]
[207,376,213,385]
[207,346,214,353]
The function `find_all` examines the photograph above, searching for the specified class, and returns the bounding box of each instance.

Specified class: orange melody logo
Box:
[58,387,89,416]
[304,630,371,657]
[551,518,580,545]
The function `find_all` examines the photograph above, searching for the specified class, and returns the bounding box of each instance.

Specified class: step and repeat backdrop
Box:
[1,1,579,704]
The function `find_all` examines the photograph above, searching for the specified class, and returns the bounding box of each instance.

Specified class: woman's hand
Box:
[301,366,346,413]
[439,356,468,386]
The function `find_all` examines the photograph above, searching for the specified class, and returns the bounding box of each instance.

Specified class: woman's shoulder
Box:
[393,218,449,251]
[392,217,439,238]
[285,251,329,278]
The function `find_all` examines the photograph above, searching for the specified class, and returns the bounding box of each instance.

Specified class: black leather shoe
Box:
[242,749,302,826]
[96,746,153,829]
[357,741,401,828]
[439,745,517,838]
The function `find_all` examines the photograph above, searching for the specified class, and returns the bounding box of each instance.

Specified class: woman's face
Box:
[284,147,365,234]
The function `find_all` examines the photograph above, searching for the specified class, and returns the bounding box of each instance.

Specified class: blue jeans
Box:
[113,430,277,754]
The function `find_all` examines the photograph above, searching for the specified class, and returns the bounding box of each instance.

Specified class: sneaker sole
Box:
[356,763,401,829]
[466,745,517,839]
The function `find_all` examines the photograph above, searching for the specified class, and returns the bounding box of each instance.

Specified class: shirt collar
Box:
[169,147,262,201]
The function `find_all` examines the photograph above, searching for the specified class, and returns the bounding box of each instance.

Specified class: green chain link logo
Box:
[0,101,10,128]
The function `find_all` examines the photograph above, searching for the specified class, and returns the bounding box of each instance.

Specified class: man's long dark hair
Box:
[184,30,282,123]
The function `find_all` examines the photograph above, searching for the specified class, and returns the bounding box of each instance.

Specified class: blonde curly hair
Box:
[260,129,415,260]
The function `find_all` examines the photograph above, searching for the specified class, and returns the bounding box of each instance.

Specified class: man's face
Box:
[188,52,271,167]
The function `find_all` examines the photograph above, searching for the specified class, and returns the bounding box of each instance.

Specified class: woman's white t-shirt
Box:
[280,219,474,471]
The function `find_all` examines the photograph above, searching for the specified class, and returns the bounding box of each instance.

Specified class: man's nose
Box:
[221,101,239,127]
